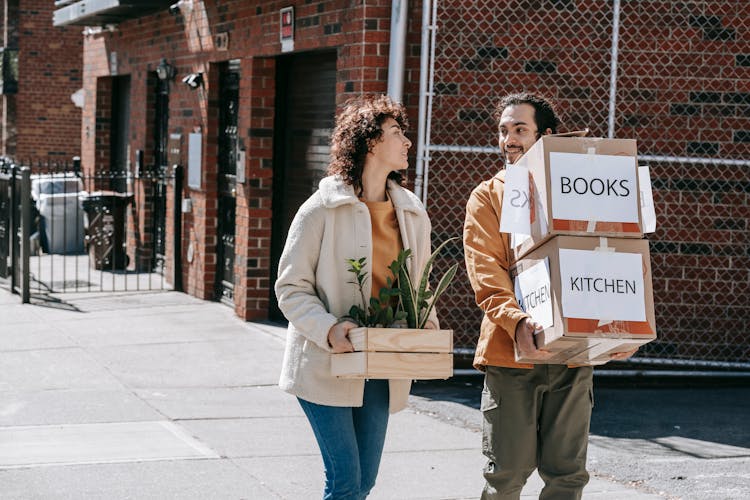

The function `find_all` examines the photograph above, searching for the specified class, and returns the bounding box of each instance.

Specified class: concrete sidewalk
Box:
[0,289,664,499]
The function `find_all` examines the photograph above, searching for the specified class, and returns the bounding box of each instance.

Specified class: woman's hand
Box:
[424,320,438,330]
[327,320,357,353]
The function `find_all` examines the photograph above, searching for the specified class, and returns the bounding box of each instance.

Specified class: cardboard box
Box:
[510,235,656,365]
[507,136,643,261]
[331,327,453,379]
[514,336,654,366]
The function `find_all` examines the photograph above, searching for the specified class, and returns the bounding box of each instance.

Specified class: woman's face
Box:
[368,117,412,173]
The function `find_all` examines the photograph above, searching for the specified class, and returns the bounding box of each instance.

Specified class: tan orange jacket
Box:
[463,171,534,370]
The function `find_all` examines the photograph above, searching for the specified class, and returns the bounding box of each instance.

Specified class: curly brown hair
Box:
[327,94,409,194]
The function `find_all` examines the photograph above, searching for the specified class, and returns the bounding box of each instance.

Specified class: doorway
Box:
[269,51,337,320]
[110,76,131,193]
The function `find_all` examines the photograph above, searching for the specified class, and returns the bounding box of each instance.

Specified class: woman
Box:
[275,94,438,499]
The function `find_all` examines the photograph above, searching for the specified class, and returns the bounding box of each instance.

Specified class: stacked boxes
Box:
[505,136,656,365]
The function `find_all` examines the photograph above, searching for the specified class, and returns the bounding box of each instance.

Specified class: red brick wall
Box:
[81,0,399,318]
[10,0,82,158]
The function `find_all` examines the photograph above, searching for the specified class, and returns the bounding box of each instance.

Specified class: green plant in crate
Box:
[345,256,406,328]
[346,237,459,328]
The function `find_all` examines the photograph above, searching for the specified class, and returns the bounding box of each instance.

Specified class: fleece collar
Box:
[318,175,423,213]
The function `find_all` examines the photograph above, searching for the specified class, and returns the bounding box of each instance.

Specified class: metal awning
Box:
[53,0,175,27]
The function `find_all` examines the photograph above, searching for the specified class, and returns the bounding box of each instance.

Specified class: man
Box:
[463,92,634,499]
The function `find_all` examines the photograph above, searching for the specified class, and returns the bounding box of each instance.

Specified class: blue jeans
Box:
[298,379,390,500]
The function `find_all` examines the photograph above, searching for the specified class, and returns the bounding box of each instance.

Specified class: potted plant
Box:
[331,238,459,380]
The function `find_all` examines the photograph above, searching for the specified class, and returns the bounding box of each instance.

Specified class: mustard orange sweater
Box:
[365,198,402,299]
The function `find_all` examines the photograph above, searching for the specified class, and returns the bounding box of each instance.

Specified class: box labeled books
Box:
[509,235,656,365]
[501,135,644,262]
[331,327,453,379]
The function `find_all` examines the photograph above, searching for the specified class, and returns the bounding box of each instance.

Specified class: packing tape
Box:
[585,148,597,232]
[595,236,615,252]
[595,236,614,325]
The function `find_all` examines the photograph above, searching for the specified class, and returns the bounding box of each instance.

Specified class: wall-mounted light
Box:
[156,58,176,81]
[182,72,203,89]
[169,0,193,16]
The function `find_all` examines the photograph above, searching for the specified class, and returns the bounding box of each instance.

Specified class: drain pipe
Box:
[414,0,434,203]
[386,0,408,103]
[607,0,621,138]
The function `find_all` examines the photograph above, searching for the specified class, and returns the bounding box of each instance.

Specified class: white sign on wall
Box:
[280,7,294,53]
[188,133,202,190]
[514,258,554,329]
[550,152,638,223]
[559,248,646,321]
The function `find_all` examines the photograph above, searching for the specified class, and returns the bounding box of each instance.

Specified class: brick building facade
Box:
[62,0,748,363]
[1,0,82,158]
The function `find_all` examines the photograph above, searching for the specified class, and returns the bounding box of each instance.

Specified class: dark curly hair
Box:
[327,94,409,195]
[493,92,561,136]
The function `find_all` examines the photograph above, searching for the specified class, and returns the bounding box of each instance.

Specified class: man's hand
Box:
[327,320,357,353]
[515,318,551,360]
[609,347,639,361]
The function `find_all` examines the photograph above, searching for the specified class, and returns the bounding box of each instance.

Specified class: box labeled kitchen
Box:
[502,136,643,262]
[331,327,453,379]
[510,235,656,365]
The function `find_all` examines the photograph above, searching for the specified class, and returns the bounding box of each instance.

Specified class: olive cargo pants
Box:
[480,365,594,500]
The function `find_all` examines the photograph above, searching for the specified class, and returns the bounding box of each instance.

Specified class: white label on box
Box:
[559,248,646,321]
[638,165,657,233]
[514,258,554,329]
[549,152,638,223]
[499,165,531,235]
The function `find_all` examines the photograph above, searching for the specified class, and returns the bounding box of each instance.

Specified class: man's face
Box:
[498,103,543,165]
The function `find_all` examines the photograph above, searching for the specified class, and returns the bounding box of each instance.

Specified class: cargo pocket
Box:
[480,387,500,460]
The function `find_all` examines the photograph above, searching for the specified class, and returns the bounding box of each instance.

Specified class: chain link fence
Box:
[423,0,750,367]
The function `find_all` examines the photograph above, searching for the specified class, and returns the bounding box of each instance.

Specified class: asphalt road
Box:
[410,374,750,499]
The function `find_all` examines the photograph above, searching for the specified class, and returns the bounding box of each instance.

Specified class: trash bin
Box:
[30,174,86,254]
[82,191,132,270]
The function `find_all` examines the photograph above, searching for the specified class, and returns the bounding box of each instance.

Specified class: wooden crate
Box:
[331,327,453,380]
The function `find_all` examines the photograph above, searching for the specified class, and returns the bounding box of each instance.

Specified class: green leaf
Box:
[412,237,459,327]
[398,262,418,328]
[385,307,394,326]
[418,262,459,328]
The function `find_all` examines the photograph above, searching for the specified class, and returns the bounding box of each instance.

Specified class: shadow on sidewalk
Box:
[411,371,750,451]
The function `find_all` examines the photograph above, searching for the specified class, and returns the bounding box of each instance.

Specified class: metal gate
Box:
[417,0,750,368]
[215,59,241,306]
[0,158,182,300]
[0,162,11,279]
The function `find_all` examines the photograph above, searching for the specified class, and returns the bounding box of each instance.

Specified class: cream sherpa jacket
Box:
[276,175,438,413]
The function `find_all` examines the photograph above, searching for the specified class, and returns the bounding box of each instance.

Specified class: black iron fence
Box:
[0,157,183,301]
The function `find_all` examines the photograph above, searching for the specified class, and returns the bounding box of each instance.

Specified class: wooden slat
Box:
[348,327,453,353]
[331,352,453,380]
